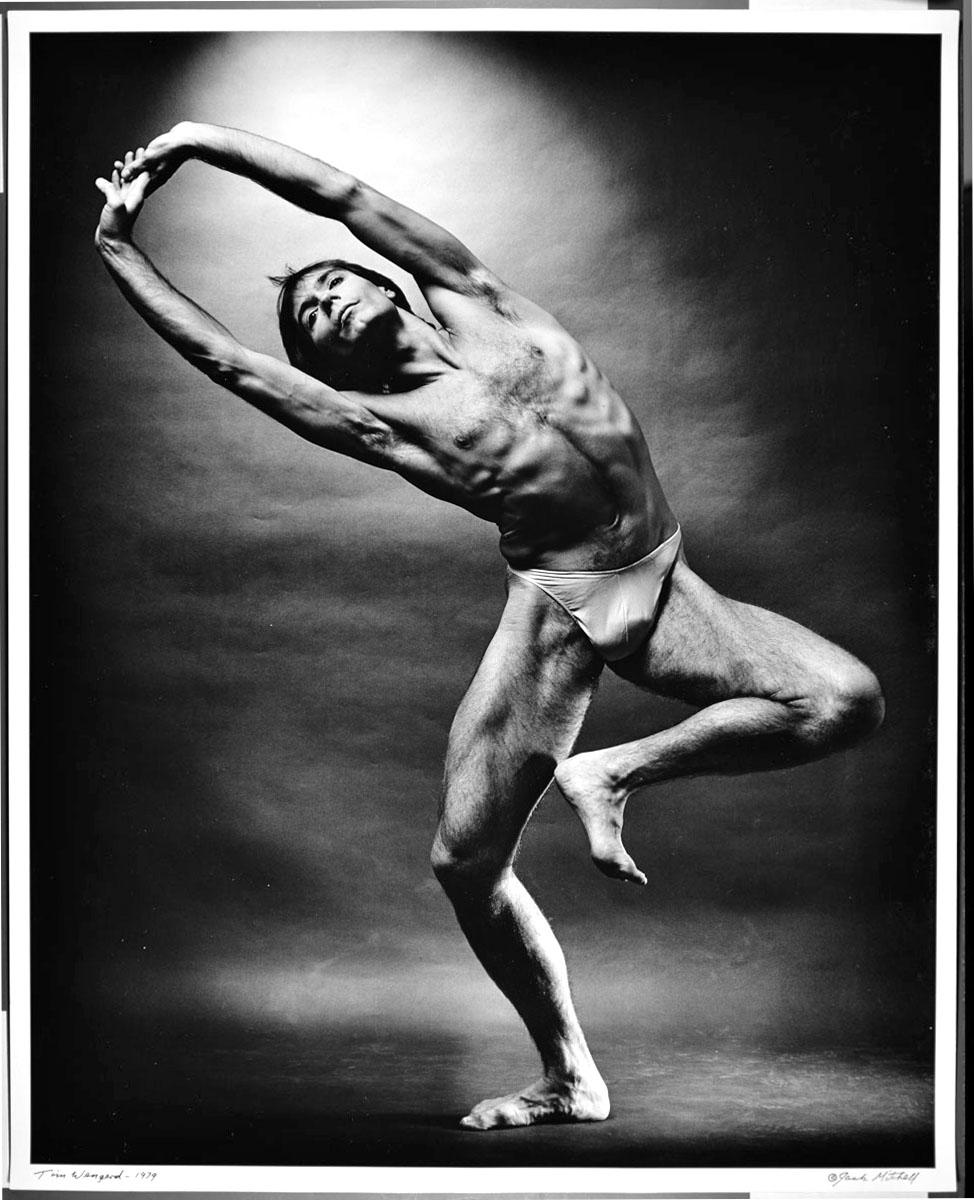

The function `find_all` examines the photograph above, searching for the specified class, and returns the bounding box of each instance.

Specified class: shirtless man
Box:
[95,123,885,1131]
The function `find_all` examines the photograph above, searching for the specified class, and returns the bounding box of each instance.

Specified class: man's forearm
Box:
[96,231,242,378]
[181,122,355,217]
[94,227,401,459]
[174,122,483,287]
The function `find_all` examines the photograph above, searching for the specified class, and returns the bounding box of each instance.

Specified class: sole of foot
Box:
[554,757,647,886]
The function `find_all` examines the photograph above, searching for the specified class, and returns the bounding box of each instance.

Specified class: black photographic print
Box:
[6,8,961,1197]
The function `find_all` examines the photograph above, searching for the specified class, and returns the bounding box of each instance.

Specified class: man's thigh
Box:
[439,577,603,856]
[611,559,866,707]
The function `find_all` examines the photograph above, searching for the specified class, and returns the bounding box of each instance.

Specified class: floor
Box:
[34,1016,934,1168]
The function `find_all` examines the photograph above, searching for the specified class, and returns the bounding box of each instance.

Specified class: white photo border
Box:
[4,6,961,1195]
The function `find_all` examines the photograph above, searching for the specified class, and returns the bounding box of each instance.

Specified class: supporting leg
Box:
[432,576,609,1129]
[441,868,610,1129]
[555,560,885,884]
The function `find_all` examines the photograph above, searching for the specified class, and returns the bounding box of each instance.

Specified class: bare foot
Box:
[554,753,647,885]
[460,1075,610,1130]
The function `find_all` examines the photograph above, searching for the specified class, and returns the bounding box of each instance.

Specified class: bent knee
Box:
[831,661,886,742]
[430,832,508,895]
[799,660,885,751]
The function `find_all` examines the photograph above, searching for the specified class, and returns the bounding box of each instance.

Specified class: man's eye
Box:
[330,275,344,286]
[307,310,317,328]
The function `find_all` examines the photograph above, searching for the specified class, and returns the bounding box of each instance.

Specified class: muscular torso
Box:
[363,296,675,572]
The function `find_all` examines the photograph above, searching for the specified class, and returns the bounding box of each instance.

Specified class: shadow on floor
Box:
[32,1015,934,1167]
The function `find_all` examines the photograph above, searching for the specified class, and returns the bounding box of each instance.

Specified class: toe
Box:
[593,852,646,885]
[460,1097,508,1129]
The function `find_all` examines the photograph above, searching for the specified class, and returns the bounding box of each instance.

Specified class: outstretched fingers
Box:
[119,147,147,182]
[95,152,151,244]
[109,150,137,183]
[124,170,151,207]
[94,174,120,203]
[94,169,125,207]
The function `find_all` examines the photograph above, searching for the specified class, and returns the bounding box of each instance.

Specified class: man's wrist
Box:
[170,120,208,160]
[94,226,133,256]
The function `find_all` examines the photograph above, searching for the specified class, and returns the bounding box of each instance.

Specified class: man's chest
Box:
[450,324,593,424]
[373,323,603,457]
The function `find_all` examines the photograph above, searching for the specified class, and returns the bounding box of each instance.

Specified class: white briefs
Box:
[507,526,682,662]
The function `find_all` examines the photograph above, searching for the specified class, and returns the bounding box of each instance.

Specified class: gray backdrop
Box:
[29,30,940,1163]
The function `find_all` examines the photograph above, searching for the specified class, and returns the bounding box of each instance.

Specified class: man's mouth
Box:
[338,302,357,328]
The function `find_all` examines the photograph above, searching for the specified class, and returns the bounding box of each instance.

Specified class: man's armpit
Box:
[462,267,520,318]
[423,277,527,333]
[385,439,461,503]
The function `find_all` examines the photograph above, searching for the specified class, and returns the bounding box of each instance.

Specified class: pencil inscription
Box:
[33,1169,159,1183]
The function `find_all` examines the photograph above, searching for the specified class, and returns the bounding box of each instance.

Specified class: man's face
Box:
[291,267,398,366]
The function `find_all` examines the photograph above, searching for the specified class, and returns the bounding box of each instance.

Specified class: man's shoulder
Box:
[421,271,569,341]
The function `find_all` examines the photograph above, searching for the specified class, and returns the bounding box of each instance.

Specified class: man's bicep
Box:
[344,184,496,292]
[217,351,455,492]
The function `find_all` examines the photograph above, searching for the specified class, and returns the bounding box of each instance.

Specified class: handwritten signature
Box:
[33,1170,159,1184]
[828,1170,921,1188]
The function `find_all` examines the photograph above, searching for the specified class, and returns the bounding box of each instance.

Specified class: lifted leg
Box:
[557,560,884,884]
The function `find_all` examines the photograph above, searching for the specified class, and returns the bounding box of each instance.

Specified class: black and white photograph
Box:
[5,7,962,1195]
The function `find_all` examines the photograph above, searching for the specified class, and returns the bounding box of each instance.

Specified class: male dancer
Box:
[95,123,884,1130]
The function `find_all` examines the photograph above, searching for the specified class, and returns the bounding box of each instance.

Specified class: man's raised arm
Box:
[124,122,498,297]
[94,157,414,467]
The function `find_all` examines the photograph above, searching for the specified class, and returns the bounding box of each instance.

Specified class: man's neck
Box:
[382,312,460,391]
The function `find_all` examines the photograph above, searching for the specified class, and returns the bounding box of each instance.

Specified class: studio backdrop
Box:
[23,22,946,1175]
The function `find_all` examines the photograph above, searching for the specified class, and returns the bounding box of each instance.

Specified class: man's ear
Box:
[381,287,396,299]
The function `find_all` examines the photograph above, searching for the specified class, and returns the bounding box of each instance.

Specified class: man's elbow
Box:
[315,169,362,217]
[283,161,360,217]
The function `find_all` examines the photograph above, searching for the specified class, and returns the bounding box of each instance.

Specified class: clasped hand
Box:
[94,125,193,244]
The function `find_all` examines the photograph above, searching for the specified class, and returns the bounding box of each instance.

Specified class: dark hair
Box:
[269,259,412,387]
